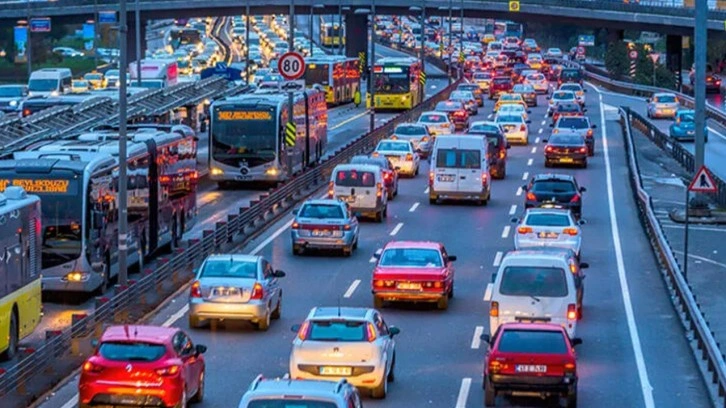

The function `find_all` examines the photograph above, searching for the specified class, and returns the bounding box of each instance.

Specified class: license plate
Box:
[312,230,332,237]
[437,175,455,182]
[516,365,547,373]
[212,287,240,297]
[319,366,352,376]
[537,232,559,239]
[341,196,356,203]
[397,282,422,290]
[236,175,252,181]
[559,157,574,163]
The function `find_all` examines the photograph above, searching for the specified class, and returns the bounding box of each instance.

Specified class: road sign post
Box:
[683,166,719,281]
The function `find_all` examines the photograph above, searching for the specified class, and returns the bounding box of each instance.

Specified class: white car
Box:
[524,72,549,94]
[495,104,530,121]
[646,92,680,119]
[418,111,454,136]
[546,48,563,58]
[547,90,577,116]
[289,307,399,399]
[373,139,420,177]
[52,47,84,57]
[512,208,583,256]
[496,113,530,145]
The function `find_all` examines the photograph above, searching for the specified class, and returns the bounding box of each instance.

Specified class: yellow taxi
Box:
[482,34,496,44]
[71,79,90,93]
[83,71,106,89]
[494,93,527,113]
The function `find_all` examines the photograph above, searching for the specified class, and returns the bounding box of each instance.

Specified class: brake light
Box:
[383,172,391,180]
[159,175,171,184]
[454,110,466,117]
[327,181,334,198]
[570,194,580,203]
[390,135,398,140]
[190,280,202,298]
[343,224,351,231]
[545,145,554,153]
[156,365,181,376]
[297,321,310,341]
[569,262,578,274]
[517,226,533,234]
[526,192,536,201]
[520,124,526,132]
[291,222,300,229]
[498,150,506,159]
[421,136,429,142]
[481,172,488,186]
[567,304,577,321]
[488,360,503,373]
[376,182,383,198]
[564,362,576,373]
[250,282,264,300]
[366,322,377,342]
[83,361,103,373]
[405,153,413,161]
[563,227,578,236]
[578,147,587,154]
[372,152,380,157]
[490,301,499,317]
[428,171,434,186]
[586,129,593,137]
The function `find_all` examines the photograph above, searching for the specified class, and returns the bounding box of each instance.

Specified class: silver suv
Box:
[238,376,363,408]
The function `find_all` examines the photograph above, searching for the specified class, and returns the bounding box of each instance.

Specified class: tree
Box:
[604,40,629,79]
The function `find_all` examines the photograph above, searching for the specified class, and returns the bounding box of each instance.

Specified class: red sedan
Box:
[371,241,456,310]
[79,325,207,408]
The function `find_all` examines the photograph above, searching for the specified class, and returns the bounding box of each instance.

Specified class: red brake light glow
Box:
[526,192,536,201]
[366,323,377,342]
[517,226,533,234]
[567,304,577,321]
[190,280,202,298]
[250,282,264,300]
[570,194,581,203]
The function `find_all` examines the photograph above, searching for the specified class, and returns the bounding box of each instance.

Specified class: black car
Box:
[558,68,584,86]
[468,121,510,179]
[350,155,399,199]
[542,134,588,168]
[522,174,586,218]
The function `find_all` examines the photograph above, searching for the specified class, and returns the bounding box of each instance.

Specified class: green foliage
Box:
[604,41,629,79]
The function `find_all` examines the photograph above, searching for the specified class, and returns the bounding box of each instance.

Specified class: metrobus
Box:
[304,56,361,106]
[209,89,328,186]
[369,57,423,110]
[320,19,344,47]
[0,186,41,360]
[0,126,198,295]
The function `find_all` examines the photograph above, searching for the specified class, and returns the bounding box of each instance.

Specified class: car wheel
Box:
[188,315,203,329]
[1,311,18,360]
[387,353,396,382]
[429,197,437,205]
[370,375,387,399]
[271,296,282,320]
[256,310,271,331]
[415,166,419,176]
[582,160,588,169]
[292,244,304,256]
[437,295,449,310]
[448,284,454,299]
[484,377,496,406]
[353,238,359,250]
[565,389,578,408]
[191,370,205,403]
[343,246,353,257]
[383,205,388,218]
[374,296,384,309]
[388,191,394,200]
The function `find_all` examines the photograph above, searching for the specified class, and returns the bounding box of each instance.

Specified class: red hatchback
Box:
[79,325,207,408]
[481,323,581,407]
[372,241,457,310]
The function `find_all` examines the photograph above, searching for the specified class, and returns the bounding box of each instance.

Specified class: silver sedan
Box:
[512,208,584,257]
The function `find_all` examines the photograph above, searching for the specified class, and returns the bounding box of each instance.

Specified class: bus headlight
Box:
[265,167,279,176]
[64,272,90,282]
[210,167,224,176]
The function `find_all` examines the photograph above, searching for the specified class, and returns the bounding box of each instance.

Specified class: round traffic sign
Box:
[628,49,638,60]
[576,46,585,55]
[278,52,305,80]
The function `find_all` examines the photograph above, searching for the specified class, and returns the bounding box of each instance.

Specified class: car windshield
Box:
[395,125,426,135]
[497,329,568,354]
[655,95,676,103]
[379,248,443,267]
[532,180,576,193]
[557,118,587,128]
[98,342,167,362]
[500,105,524,113]
[499,266,568,297]
[335,170,376,187]
[74,81,89,87]
[679,113,695,122]
[513,85,533,93]
[525,213,571,227]
[450,91,472,100]
[201,259,257,279]
[299,204,345,219]
[436,102,461,111]
[459,85,479,92]
[247,401,337,408]
[497,115,523,124]
[420,114,447,123]
[308,320,367,341]
[550,135,584,145]
[500,95,519,102]
[377,141,410,152]
[474,73,491,80]
[0,86,24,97]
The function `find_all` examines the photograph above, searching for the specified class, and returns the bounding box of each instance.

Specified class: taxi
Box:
[83,71,106,89]
[494,93,527,113]
[496,104,530,121]
[482,34,496,44]
[71,80,90,93]
[473,71,493,91]
[527,53,543,70]
[524,72,549,94]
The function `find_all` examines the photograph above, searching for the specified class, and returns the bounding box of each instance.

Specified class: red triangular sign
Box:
[688,165,718,193]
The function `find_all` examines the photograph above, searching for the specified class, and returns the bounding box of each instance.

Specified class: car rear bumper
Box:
[544,153,587,164]
[525,201,581,216]
[292,231,356,249]
[514,237,581,255]
[504,131,528,144]
[290,364,385,390]
[350,202,386,216]
[80,382,182,407]
[430,187,489,202]
[373,289,446,302]
[189,298,267,322]
[488,373,577,394]
[651,109,677,118]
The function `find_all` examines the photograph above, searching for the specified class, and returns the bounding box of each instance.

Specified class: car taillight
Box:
[490,301,499,317]
[156,365,181,376]
[327,181,334,198]
[405,153,413,161]
[545,145,554,153]
[383,171,392,180]
[22,109,31,117]
[481,172,488,186]
[366,322,377,342]
[517,226,533,234]
[390,135,398,140]
[570,194,580,203]
[428,171,434,186]
[552,128,559,134]
[567,304,577,321]
[83,361,103,373]
[291,222,300,229]
[498,150,506,159]
[563,227,579,236]
[421,136,429,142]
[454,110,466,117]
[250,282,264,300]
[488,359,505,373]
[520,124,526,132]
[297,321,310,341]
[564,362,576,374]
[190,280,202,298]
[526,192,536,201]
[578,147,587,154]
[372,152,380,157]
[587,129,593,137]
[376,182,383,198]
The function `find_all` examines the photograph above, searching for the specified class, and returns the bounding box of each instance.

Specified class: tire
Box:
[188,315,203,329]
[370,375,388,399]
[256,310,271,331]
[448,284,454,299]
[582,160,588,169]
[437,295,449,310]
[292,244,304,256]
[191,371,205,403]
[271,296,282,320]
[484,377,496,406]
[1,310,18,361]
[387,354,396,382]
[566,390,578,408]
[343,246,352,257]
[544,160,551,168]
[429,197,437,205]
[415,166,419,176]
[353,238,359,250]
[375,210,383,223]
[374,296,384,309]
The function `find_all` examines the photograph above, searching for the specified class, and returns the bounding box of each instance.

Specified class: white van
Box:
[28,68,72,97]
[328,164,388,222]
[485,250,580,338]
[429,134,491,205]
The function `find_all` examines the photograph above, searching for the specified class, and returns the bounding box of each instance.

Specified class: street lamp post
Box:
[26,0,32,78]
[458,2,463,78]
[245,1,250,85]
[337,0,342,55]
[410,3,426,99]
[355,5,375,132]
[134,0,141,86]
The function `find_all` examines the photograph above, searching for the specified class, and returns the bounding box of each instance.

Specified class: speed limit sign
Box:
[278,52,305,80]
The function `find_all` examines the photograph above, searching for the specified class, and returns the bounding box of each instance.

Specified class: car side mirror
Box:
[591,124,597,129]
[579,186,587,193]
[545,96,551,100]
[291,208,299,215]
[521,184,528,191]
[542,138,548,143]
[584,89,588,92]
[447,255,457,262]
[291,324,301,332]
[571,338,583,346]
[273,269,286,278]
[389,326,401,336]
[195,344,208,355]
[480,333,490,343]
[373,252,381,259]
[549,122,555,127]
[579,262,589,269]
[577,219,587,225]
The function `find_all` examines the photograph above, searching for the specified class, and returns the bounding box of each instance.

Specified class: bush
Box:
[604,41,629,79]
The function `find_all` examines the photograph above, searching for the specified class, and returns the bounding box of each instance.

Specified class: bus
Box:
[369,57,423,110]
[209,89,328,186]
[0,126,198,295]
[319,18,344,47]
[304,56,361,106]
[0,186,41,360]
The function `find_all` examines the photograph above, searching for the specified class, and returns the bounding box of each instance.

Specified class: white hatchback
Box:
[373,139,420,177]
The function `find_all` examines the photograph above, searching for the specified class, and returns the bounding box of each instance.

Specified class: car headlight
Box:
[210,167,224,176]
[9,100,18,107]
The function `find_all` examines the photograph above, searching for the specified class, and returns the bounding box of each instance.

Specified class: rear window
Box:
[98,342,167,362]
[654,95,676,103]
[526,74,544,81]
[532,180,576,193]
[450,91,472,100]
[335,170,376,187]
[395,125,426,135]
[497,329,568,354]
[201,260,257,279]
[299,204,344,219]
[496,115,522,124]
[525,213,571,227]
[377,141,409,152]
[549,135,584,145]
[421,114,447,123]
[247,402,337,408]
[474,73,492,80]
[557,118,587,128]
[561,70,581,79]
[436,102,461,111]
[436,148,481,169]
[557,104,580,112]
[679,112,694,122]
[499,266,569,297]
[493,77,511,85]
[458,85,479,92]
[309,320,366,341]
[469,124,500,134]
[379,248,443,267]
[553,92,574,100]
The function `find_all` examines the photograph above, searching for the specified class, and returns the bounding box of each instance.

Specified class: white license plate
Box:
[397,282,422,290]
[312,230,332,237]
[340,196,356,203]
[319,366,352,376]
[212,288,240,297]
[236,175,252,181]
[437,175,455,182]
[515,365,547,373]
[537,232,559,239]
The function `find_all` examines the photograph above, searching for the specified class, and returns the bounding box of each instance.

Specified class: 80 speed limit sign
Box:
[278,52,305,80]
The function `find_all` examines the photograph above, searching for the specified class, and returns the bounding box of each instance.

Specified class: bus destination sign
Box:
[217,111,273,121]
[0,179,72,194]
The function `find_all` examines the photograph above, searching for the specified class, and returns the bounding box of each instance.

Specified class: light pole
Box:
[410,3,425,98]
[134,0,141,86]
[309,4,324,57]
[26,0,32,78]
[94,0,98,70]
[245,1,250,85]
[439,3,453,82]
[337,0,342,55]
[355,6,375,132]
[287,0,296,172]
[118,0,129,286]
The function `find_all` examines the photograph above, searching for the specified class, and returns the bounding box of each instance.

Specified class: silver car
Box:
[391,123,433,157]
[418,111,454,136]
[291,199,360,256]
[646,92,680,119]
[512,208,584,256]
[289,307,400,399]
[188,254,285,331]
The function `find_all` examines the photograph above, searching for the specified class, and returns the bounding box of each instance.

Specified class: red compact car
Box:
[481,323,581,407]
[372,241,456,310]
[489,76,514,100]
[79,325,207,408]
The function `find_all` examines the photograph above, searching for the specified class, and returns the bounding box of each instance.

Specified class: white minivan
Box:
[429,134,491,205]
[28,68,72,97]
[485,250,580,338]
[328,163,388,222]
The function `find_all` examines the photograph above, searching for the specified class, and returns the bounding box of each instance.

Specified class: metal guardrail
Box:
[619,107,726,407]
[0,78,462,408]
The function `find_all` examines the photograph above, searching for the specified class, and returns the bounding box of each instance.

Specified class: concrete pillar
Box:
[606,28,624,44]
[666,34,683,91]
[127,16,147,64]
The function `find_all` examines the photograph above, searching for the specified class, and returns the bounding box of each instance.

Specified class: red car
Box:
[372,241,457,310]
[435,100,469,130]
[79,325,207,408]
[489,76,514,100]
[481,323,581,407]
[551,102,585,124]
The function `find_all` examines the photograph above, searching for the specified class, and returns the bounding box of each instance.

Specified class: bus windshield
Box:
[211,107,277,167]
[374,70,411,93]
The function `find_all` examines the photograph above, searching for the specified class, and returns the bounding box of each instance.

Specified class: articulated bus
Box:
[0,127,198,295]
[0,186,41,360]
[209,89,328,186]
[319,16,344,47]
[369,57,424,111]
[304,56,361,106]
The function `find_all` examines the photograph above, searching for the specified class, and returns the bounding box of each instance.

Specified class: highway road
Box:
[37,83,711,408]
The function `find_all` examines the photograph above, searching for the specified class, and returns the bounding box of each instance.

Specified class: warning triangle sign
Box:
[688,165,718,193]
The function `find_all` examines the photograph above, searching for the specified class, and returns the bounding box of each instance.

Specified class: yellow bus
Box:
[369,57,424,110]
[304,56,361,106]
[0,186,42,360]
[320,22,344,47]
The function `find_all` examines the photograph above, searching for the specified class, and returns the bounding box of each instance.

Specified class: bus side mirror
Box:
[92,211,105,229]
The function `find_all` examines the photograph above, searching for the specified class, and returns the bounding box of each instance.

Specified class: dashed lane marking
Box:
[527,158,533,166]
[522,172,529,180]
[471,326,484,349]
[344,280,361,298]
[501,225,511,239]
[493,251,503,267]
[531,147,537,154]
[516,186,523,196]
[409,202,420,212]
[455,378,472,408]
[390,222,404,236]
[509,204,517,215]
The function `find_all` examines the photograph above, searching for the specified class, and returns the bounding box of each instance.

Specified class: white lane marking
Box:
[409,202,420,212]
[535,137,540,143]
[509,204,517,215]
[538,128,543,134]
[344,279,361,298]
[707,126,726,142]
[455,378,472,408]
[487,113,493,119]
[597,89,656,408]
[250,219,295,255]
[61,396,78,408]
[673,250,726,268]
[493,251,503,267]
[424,187,430,194]
[527,158,533,166]
[540,120,546,126]
[531,147,537,154]
[390,222,404,236]
[471,326,484,349]
[522,172,529,180]
[501,225,511,239]
[162,304,190,327]
[330,111,369,130]
[516,186,523,196]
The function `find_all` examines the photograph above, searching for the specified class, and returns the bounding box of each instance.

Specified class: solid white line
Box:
[471,326,484,349]
[390,222,404,236]
[597,90,655,408]
[531,147,537,154]
[344,279,361,298]
[509,204,517,215]
[424,187,430,194]
[535,137,540,143]
[493,251,503,267]
[162,304,190,327]
[673,250,726,268]
[60,396,78,408]
[522,172,529,180]
[538,128,543,134]
[250,218,294,255]
[527,158,533,166]
[516,186,523,196]
[661,224,726,233]
[455,378,472,408]
[409,202,420,212]
[707,126,726,142]
[501,225,511,239]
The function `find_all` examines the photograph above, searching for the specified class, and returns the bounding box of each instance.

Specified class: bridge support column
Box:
[127,17,147,65]
[606,29,624,43]
[666,35,683,91]
[346,13,368,66]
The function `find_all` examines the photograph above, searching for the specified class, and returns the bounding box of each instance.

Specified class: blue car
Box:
[669,110,708,142]
[291,199,359,256]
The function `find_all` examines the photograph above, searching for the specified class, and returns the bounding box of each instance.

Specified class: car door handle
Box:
[460,176,466,179]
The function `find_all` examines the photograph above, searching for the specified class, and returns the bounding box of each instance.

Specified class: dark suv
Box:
[558,68,583,86]
[522,174,586,218]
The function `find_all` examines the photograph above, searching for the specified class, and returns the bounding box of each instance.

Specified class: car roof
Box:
[310,307,372,320]
[248,377,351,399]
[302,198,345,206]
[499,322,567,333]
[532,173,576,182]
[101,325,177,344]
[351,155,387,165]
[420,111,449,117]
[383,240,441,250]
[502,249,572,262]
[654,92,676,97]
